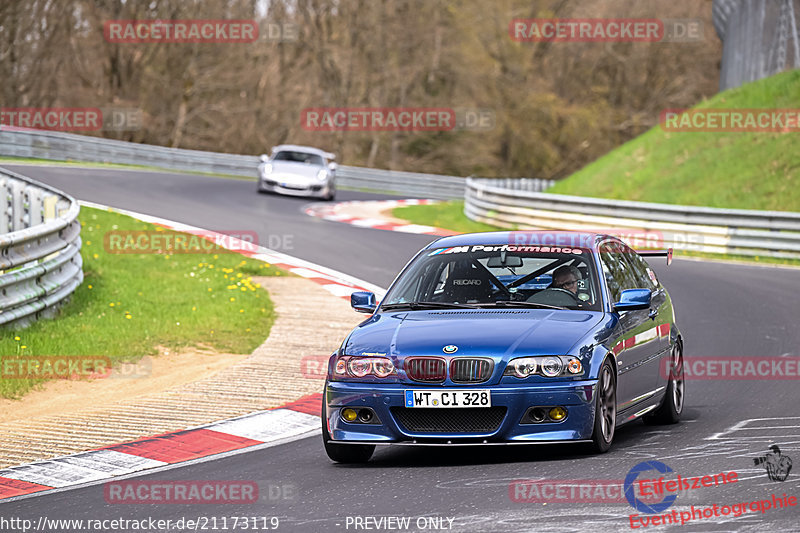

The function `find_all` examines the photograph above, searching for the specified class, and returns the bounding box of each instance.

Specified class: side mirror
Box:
[351,291,377,313]
[613,288,651,312]
[259,154,269,163]
[328,162,338,172]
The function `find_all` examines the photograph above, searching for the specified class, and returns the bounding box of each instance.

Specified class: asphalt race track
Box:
[3,165,800,532]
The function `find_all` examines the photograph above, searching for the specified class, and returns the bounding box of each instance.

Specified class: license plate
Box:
[404,390,491,408]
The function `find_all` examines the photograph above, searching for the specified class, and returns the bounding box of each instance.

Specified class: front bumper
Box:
[325,380,598,443]
[258,175,333,198]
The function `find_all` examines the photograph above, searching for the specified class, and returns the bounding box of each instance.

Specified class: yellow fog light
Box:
[549,407,567,421]
[342,408,358,422]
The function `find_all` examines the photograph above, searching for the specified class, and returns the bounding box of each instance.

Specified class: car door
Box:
[624,246,673,392]
[599,241,659,413]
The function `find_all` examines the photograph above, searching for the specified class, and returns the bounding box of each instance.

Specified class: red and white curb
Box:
[81,201,386,301]
[0,202,385,503]
[0,394,323,502]
[305,199,459,237]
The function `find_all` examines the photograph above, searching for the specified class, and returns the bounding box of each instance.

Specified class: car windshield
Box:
[382,243,601,311]
[272,151,324,165]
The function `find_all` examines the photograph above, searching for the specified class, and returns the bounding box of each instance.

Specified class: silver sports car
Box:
[257,144,337,200]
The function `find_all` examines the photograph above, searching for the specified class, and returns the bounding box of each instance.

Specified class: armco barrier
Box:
[7,128,795,259]
[0,128,469,200]
[464,177,800,259]
[0,168,83,328]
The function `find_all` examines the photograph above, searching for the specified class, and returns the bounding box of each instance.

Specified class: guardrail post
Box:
[10,180,26,231]
[0,177,9,234]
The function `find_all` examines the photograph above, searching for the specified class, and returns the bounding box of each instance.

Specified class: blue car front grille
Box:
[405,357,447,382]
[390,407,507,433]
[450,358,493,383]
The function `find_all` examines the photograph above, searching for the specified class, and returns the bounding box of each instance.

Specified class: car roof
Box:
[424,231,611,250]
[271,144,332,158]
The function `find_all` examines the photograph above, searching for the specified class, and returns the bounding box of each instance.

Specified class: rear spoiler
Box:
[637,248,673,266]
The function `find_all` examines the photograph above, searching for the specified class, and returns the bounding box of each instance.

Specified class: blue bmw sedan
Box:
[323,231,684,463]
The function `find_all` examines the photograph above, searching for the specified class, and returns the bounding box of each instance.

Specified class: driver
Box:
[551,265,581,294]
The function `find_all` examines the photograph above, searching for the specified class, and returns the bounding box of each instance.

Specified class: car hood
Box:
[345,309,604,360]
[269,160,322,179]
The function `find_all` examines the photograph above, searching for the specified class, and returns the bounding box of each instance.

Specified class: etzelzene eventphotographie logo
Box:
[624,461,678,514]
[624,460,739,514]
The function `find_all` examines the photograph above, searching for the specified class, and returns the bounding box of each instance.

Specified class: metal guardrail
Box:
[3,129,797,259]
[335,165,465,199]
[0,168,83,328]
[465,177,800,259]
[0,128,466,200]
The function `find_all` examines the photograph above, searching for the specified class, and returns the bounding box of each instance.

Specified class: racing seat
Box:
[443,261,495,303]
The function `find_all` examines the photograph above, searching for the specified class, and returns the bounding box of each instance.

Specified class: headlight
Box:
[540,357,563,377]
[566,358,582,374]
[504,356,584,378]
[512,357,538,378]
[348,358,372,377]
[261,163,273,175]
[332,356,396,379]
[372,359,395,378]
[316,169,328,181]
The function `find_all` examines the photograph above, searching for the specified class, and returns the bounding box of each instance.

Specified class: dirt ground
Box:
[0,346,249,424]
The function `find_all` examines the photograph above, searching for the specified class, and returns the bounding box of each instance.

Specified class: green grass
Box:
[391,204,800,267]
[547,69,800,212]
[392,201,500,233]
[392,71,800,266]
[0,206,284,399]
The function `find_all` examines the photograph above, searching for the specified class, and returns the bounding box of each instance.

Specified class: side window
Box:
[622,245,657,289]
[599,242,639,302]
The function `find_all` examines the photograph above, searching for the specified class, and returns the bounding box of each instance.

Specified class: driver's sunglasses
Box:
[559,279,578,288]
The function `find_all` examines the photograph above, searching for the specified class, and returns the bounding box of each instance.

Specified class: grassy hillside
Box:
[547,69,800,211]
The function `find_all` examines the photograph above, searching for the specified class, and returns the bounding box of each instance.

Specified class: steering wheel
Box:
[548,287,582,305]
[527,287,582,307]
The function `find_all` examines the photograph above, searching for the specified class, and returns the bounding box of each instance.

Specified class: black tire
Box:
[589,358,616,453]
[322,402,375,463]
[644,342,684,425]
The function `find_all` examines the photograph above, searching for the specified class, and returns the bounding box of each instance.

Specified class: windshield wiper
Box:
[481,300,568,310]
[381,301,480,310]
